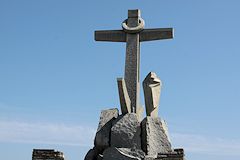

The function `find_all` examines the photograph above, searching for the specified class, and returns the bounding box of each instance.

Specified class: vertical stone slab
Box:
[111,113,141,149]
[94,108,119,153]
[117,78,131,114]
[141,117,172,156]
[136,105,144,121]
[124,10,141,113]
[143,72,162,117]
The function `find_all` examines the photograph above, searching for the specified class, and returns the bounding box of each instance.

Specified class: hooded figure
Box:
[143,72,162,117]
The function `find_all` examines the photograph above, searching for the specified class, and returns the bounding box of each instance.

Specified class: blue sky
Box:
[0,0,240,160]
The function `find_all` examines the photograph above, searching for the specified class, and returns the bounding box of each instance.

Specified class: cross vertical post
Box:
[124,10,141,113]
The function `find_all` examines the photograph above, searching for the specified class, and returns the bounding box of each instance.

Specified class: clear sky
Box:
[0,0,240,160]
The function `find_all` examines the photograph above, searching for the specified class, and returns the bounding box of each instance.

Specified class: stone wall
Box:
[32,149,65,160]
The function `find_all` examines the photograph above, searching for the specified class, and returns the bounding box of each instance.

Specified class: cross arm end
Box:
[95,30,126,42]
[140,28,174,42]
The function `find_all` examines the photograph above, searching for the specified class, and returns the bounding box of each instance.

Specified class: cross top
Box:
[122,10,144,34]
[95,9,173,114]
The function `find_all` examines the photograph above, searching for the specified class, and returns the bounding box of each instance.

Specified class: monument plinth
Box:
[85,9,185,160]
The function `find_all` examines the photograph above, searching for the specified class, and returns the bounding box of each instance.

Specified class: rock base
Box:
[141,117,172,156]
[84,108,185,160]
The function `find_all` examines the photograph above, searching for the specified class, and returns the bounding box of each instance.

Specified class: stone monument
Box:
[85,9,185,160]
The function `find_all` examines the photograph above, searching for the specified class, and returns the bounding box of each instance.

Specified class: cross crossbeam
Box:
[95,9,173,113]
[95,28,173,42]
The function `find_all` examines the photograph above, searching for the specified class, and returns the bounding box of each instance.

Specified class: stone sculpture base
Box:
[85,108,185,160]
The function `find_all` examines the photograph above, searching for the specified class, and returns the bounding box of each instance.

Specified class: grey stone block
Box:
[32,149,65,160]
[117,78,131,114]
[141,117,172,156]
[103,147,145,160]
[143,72,162,118]
[144,156,156,160]
[111,113,141,149]
[94,108,119,153]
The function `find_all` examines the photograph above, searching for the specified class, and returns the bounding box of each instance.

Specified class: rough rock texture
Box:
[144,149,184,160]
[111,113,141,149]
[161,119,171,143]
[144,156,156,160]
[141,117,172,156]
[103,147,145,160]
[143,72,162,118]
[32,149,64,160]
[156,149,185,160]
[84,148,97,160]
[94,108,119,153]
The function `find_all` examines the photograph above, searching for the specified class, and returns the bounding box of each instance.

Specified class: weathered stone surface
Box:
[84,148,97,160]
[32,149,64,160]
[117,78,131,114]
[143,72,162,118]
[157,149,185,160]
[94,108,119,153]
[144,156,156,160]
[123,9,142,114]
[96,108,119,131]
[111,113,141,149]
[103,147,145,160]
[161,119,171,143]
[141,117,172,156]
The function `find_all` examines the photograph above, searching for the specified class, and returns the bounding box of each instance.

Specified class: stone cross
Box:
[95,9,173,113]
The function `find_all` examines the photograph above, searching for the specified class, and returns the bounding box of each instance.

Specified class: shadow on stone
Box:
[103,147,145,160]
[94,108,119,154]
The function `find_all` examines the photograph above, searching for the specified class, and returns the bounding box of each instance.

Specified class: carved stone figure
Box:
[143,72,162,117]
